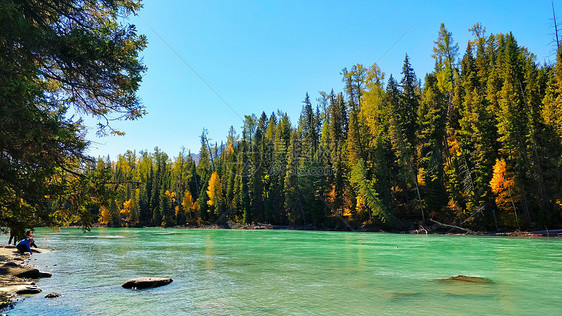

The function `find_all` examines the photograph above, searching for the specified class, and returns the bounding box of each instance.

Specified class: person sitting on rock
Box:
[16,235,37,254]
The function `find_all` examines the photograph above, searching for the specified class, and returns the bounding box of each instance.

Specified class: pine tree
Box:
[263,113,278,223]
[400,55,420,148]
[248,113,267,223]
[272,112,292,224]
[197,130,212,181]
[417,74,448,217]
[433,23,459,95]
[386,75,423,219]
[495,34,531,223]
[284,130,304,224]
[358,62,394,215]
[328,92,348,217]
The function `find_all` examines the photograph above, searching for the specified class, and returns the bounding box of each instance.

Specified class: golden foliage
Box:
[327,185,336,204]
[490,159,520,212]
[206,172,223,209]
[99,206,111,225]
[448,135,460,156]
[356,195,364,209]
[182,190,193,211]
[120,199,133,214]
[164,190,176,203]
[417,168,426,187]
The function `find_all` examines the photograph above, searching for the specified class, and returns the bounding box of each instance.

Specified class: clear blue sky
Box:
[86,0,560,159]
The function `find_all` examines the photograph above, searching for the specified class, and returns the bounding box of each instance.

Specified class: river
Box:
[8,228,562,315]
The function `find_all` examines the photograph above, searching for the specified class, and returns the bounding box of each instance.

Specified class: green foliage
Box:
[417,74,448,215]
[0,0,146,233]
[433,23,459,93]
[350,159,400,227]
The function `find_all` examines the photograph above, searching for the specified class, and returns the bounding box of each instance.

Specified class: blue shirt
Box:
[17,238,32,252]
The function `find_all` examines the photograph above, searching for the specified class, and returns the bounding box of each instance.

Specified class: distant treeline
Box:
[83,24,562,231]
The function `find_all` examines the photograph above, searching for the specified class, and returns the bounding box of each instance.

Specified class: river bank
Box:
[138,222,562,238]
[0,246,52,311]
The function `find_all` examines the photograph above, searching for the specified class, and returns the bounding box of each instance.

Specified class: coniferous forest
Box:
[88,24,562,232]
[1,1,561,234]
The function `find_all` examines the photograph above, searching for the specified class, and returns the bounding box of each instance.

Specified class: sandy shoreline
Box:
[0,245,52,311]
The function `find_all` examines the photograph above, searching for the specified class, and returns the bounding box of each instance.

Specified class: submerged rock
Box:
[45,292,60,298]
[122,277,173,289]
[384,291,421,300]
[445,275,491,283]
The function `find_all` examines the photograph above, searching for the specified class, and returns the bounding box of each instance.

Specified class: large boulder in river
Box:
[122,277,173,289]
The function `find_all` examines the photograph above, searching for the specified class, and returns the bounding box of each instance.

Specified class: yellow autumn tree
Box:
[178,190,193,224]
[164,190,176,203]
[182,190,193,211]
[120,199,133,215]
[206,172,223,214]
[490,159,520,213]
[99,206,111,225]
[227,142,234,155]
[417,168,426,187]
[119,199,135,225]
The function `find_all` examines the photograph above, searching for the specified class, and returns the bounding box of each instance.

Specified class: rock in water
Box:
[14,268,51,279]
[122,277,173,289]
[45,292,60,298]
[7,285,42,295]
[446,275,491,283]
[0,263,52,279]
[38,271,52,278]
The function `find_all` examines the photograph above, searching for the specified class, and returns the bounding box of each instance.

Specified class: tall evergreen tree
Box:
[417,74,448,217]
[400,55,420,148]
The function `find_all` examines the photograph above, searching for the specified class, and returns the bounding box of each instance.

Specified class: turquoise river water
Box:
[6,228,562,315]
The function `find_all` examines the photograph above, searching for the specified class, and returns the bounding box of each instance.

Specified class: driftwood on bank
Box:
[528,228,562,237]
[429,219,477,235]
[495,229,562,237]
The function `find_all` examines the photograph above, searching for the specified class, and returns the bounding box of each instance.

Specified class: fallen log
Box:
[529,229,562,237]
[429,219,477,235]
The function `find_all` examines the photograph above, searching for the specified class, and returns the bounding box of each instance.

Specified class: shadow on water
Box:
[384,291,422,300]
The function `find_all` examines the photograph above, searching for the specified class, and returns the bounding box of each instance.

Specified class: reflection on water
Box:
[9,228,562,315]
